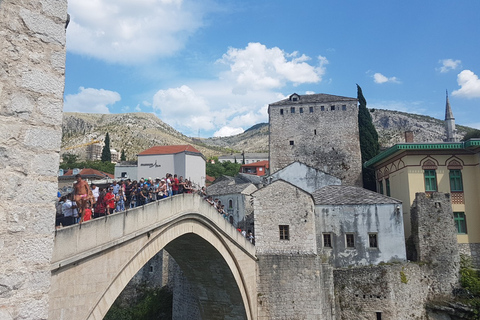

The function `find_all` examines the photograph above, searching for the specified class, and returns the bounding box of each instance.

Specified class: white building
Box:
[137,145,206,187]
[218,152,268,164]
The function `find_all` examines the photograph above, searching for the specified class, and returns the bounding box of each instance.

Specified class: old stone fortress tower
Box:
[1,1,477,319]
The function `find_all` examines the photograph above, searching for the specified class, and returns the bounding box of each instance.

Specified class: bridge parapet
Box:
[52,193,255,270]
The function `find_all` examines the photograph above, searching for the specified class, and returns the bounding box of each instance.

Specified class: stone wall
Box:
[257,255,334,320]
[0,1,67,319]
[410,192,460,296]
[458,243,480,269]
[269,96,362,186]
[334,263,429,319]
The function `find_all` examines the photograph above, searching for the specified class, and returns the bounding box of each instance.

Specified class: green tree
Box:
[120,149,126,161]
[62,153,78,166]
[462,129,480,141]
[357,84,380,191]
[101,132,111,162]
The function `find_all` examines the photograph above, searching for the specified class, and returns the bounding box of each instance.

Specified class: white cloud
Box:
[373,72,400,84]
[305,91,316,95]
[218,42,328,93]
[152,85,214,132]
[438,59,461,73]
[213,126,244,137]
[67,0,208,64]
[452,70,480,98]
[64,87,120,113]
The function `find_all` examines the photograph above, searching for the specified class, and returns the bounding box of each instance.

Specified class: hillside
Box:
[61,110,475,160]
[61,112,231,160]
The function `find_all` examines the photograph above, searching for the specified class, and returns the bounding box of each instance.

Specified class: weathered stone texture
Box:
[410,192,460,296]
[458,243,480,269]
[334,263,429,319]
[269,95,362,186]
[0,0,67,319]
[253,180,317,255]
[257,255,334,320]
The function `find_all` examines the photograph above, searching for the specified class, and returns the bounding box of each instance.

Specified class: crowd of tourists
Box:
[56,174,199,227]
[204,195,255,244]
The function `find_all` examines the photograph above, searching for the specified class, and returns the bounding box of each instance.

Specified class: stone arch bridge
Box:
[49,194,257,320]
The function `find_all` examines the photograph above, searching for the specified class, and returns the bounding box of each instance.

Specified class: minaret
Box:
[445,90,456,142]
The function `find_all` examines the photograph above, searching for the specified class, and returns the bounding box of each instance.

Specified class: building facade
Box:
[240,160,269,176]
[365,139,480,266]
[268,93,362,186]
[218,152,268,164]
[138,145,206,188]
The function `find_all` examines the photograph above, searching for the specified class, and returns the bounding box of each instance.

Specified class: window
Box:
[299,107,304,113]
[331,105,335,111]
[280,109,284,115]
[369,233,378,248]
[346,233,355,248]
[386,178,391,196]
[309,106,314,113]
[378,180,384,194]
[314,129,317,135]
[228,199,233,209]
[342,105,347,111]
[454,212,467,234]
[121,172,127,178]
[279,225,289,240]
[290,107,295,114]
[450,170,463,192]
[289,140,294,145]
[323,233,332,248]
[376,312,382,320]
[424,170,437,192]
[320,106,325,111]
[292,97,298,101]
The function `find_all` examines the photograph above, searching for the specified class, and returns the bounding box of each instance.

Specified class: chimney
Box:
[405,131,414,143]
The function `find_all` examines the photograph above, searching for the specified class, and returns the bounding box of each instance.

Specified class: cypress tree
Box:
[357,84,380,191]
[120,149,126,161]
[101,132,112,162]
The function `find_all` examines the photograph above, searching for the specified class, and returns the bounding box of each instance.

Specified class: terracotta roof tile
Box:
[241,160,269,168]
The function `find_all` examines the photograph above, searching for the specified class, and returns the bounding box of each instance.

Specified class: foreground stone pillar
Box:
[0,1,67,319]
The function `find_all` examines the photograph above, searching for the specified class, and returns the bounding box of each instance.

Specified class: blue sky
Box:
[64,0,480,137]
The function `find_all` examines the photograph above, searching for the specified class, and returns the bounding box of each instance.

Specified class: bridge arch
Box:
[49,194,257,320]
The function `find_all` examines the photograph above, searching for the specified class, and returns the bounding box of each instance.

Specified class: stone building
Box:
[313,185,406,268]
[0,1,68,319]
[268,93,362,187]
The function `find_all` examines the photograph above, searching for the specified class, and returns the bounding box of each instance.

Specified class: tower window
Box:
[342,105,347,111]
[331,105,335,111]
[280,109,284,115]
[292,97,298,101]
[346,233,355,248]
[323,233,332,248]
[369,233,378,248]
[299,107,303,113]
[289,140,294,145]
[320,106,325,111]
[314,129,317,135]
[309,107,314,113]
[290,107,295,114]
[279,225,289,240]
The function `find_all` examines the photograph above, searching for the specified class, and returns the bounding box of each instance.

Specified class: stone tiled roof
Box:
[269,93,357,106]
[312,185,400,205]
[138,145,201,156]
[206,176,256,196]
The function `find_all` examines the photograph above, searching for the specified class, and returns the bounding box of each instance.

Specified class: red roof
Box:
[62,168,114,179]
[138,145,201,156]
[205,175,216,182]
[241,160,269,168]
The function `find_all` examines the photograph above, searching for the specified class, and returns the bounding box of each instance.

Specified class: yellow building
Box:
[365,139,480,263]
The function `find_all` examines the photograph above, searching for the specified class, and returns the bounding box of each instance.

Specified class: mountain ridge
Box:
[61,110,475,160]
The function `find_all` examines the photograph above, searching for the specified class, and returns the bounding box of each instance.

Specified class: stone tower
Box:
[445,90,457,142]
[268,93,362,186]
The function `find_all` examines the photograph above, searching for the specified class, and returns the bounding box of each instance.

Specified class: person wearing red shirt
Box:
[104,187,116,215]
[172,174,179,195]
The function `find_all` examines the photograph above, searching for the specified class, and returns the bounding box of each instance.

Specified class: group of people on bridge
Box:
[56,174,200,227]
